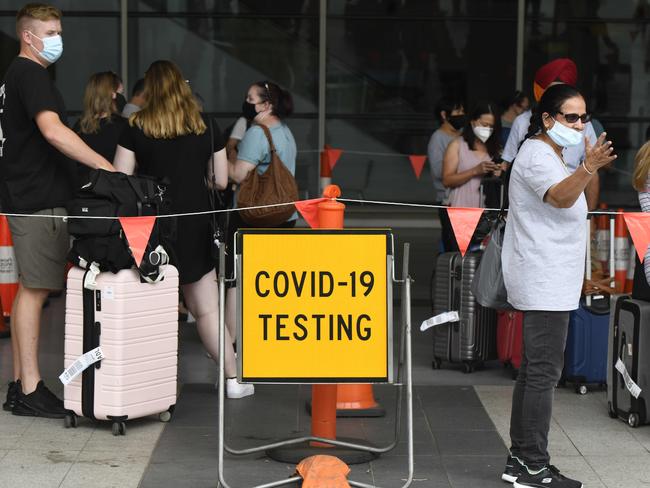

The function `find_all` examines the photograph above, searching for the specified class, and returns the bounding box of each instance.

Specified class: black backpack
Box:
[67,169,174,283]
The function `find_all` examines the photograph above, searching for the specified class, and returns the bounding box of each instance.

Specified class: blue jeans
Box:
[509,310,569,470]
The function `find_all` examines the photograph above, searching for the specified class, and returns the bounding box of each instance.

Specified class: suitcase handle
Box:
[619,332,627,391]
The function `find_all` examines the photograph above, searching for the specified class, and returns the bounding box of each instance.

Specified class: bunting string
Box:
[0,198,639,220]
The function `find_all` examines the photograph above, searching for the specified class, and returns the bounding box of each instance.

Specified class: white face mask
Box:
[473,125,493,143]
[28,31,63,64]
[546,117,583,147]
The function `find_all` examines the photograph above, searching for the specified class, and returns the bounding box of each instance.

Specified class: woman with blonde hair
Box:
[113,60,252,398]
[74,71,126,183]
[633,141,650,287]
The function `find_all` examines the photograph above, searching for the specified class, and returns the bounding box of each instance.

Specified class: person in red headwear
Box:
[502,58,599,209]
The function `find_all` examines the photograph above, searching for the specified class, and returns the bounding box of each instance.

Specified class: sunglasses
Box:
[558,111,592,124]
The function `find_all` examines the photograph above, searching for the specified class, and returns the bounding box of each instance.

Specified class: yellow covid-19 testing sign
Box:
[236,229,393,383]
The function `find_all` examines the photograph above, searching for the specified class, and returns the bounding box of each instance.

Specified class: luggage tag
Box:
[615,358,642,399]
[420,311,459,331]
[59,346,105,386]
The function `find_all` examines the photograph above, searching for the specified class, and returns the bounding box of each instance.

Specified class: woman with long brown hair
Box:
[113,60,252,398]
[74,71,127,183]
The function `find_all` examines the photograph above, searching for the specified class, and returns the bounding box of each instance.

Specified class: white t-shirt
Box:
[502,110,597,171]
[502,138,588,311]
[230,116,248,140]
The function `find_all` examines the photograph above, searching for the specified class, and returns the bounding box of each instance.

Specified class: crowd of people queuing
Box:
[3,3,650,488]
[0,2,300,421]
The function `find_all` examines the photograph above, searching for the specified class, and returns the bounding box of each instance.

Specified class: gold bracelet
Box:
[582,161,595,175]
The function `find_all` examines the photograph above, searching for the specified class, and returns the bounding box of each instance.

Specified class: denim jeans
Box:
[509,310,570,470]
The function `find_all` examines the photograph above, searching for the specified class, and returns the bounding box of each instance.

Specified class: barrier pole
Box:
[310,184,344,445]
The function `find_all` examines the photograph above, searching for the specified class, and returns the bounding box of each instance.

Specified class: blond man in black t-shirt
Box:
[0,3,115,419]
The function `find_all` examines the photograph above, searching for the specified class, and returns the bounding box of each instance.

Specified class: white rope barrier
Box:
[0,196,636,220]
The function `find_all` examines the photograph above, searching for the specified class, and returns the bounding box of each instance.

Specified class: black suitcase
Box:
[607,296,650,427]
[432,252,497,373]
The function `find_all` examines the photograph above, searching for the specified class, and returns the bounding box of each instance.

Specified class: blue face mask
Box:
[546,117,583,147]
[29,32,63,64]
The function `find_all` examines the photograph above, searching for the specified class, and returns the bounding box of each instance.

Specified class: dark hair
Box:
[132,78,145,97]
[523,84,583,142]
[645,124,650,142]
[461,101,501,160]
[254,81,294,118]
[435,97,464,123]
[502,90,528,110]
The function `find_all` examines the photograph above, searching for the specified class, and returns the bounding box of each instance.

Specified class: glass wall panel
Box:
[326,0,519,202]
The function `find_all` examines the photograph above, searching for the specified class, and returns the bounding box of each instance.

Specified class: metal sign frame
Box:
[235,229,393,384]
[216,238,414,488]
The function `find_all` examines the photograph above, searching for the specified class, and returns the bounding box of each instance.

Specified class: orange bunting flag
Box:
[409,155,427,179]
[295,198,327,229]
[623,213,650,262]
[446,207,484,257]
[326,148,343,171]
[119,216,157,267]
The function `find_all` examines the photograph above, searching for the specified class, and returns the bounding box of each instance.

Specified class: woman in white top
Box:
[501,84,615,488]
[442,101,504,209]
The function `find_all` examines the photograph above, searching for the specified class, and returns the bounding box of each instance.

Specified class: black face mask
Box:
[115,93,127,113]
[448,115,466,130]
[242,100,258,121]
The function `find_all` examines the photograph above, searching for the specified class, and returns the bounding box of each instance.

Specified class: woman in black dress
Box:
[113,60,252,399]
[74,71,127,185]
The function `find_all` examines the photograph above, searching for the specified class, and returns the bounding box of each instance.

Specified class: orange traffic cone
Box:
[0,216,19,319]
[625,237,636,293]
[614,210,629,293]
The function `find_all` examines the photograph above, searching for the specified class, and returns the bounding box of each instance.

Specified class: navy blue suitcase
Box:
[563,300,609,394]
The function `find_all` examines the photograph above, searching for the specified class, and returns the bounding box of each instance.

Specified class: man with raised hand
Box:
[0,3,115,419]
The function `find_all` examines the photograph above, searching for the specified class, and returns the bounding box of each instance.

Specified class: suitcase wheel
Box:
[112,421,127,436]
[575,384,588,395]
[607,402,617,419]
[462,362,474,374]
[159,405,175,423]
[64,413,78,429]
[628,413,640,428]
[432,358,442,370]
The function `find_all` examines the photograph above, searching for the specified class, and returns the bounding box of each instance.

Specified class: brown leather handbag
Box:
[237,123,299,226]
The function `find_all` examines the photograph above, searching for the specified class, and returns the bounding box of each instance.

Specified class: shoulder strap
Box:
[255,123,277,153]
[207,119,217,213]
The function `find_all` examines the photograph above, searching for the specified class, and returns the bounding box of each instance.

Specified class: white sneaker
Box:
[226,378,254,399]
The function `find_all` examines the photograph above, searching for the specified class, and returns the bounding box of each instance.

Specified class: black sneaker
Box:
[502,455,525,483]
[12,381,70,419]
[514,465,583,488]
[2,380,19,412]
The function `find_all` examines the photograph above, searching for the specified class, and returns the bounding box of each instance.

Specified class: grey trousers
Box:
[509,310,570,470]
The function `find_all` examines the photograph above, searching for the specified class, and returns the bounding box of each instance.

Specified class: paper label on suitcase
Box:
[59,346,105,385]
[615,358,642,399]
[420,311,459,331]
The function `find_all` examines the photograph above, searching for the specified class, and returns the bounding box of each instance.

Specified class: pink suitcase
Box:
[63,265,179,435]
